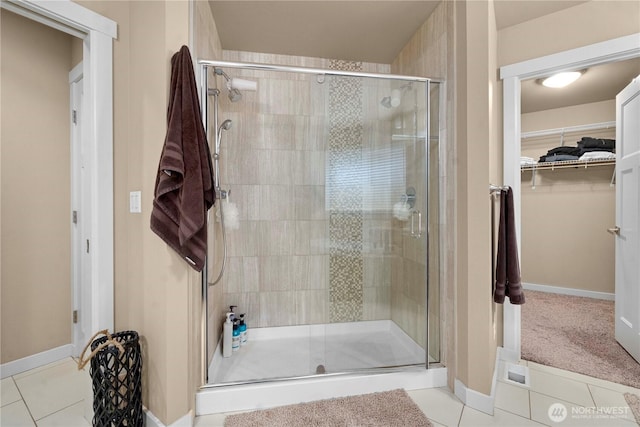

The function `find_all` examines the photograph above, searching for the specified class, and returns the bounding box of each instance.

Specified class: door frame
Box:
[499,33,640,362]
[1,0,116,357]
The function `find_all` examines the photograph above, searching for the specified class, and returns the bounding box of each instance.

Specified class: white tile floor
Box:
[2,357,639,426]
[1,358,91,427]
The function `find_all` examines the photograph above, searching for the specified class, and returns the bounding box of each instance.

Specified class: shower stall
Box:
[198,59,444,412]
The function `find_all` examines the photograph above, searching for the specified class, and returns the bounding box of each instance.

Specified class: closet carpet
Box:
[521,290,640,389]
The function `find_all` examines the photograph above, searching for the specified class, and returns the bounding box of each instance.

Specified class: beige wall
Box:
[452,0,501,395]
[71,1,199,424]
[1,10,73,363]
[498,1,640,66]
[521,101,615,293]
[522,100,615,133]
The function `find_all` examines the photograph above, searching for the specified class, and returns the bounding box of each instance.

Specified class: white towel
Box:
[520,156,536,166]
[579,151,616,161]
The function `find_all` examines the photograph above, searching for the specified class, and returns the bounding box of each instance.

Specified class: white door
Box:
[70,63,90,355]
[614,75,640,363]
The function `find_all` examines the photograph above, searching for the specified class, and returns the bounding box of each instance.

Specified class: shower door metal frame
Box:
[197,59,441,388]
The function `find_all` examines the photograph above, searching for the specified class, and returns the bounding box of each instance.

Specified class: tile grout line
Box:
[33,399,87,423]
[456,404,465,426]
[527,362,640,396]
[11,376,37,426]
[528,387,533,422]
[11,357,87,425]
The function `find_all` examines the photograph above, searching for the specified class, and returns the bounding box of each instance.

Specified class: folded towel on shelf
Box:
[546,146,582,157]
[520,156,536,166]
[579,151,616,161]
[539,154,580,163]
[578,137,615,150]
[578,146,615,156]
[150,45,216,272]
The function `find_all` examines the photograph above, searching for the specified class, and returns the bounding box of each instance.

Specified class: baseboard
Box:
[523,282,614,301]
[0,344,73,379]
[499,347,520,363]
[453,347,501,416]
[144,408,193,427]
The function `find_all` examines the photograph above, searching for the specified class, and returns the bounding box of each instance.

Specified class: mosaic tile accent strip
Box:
[327,60,364,323]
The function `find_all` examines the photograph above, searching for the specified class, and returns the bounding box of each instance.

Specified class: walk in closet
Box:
[520,114,616,298]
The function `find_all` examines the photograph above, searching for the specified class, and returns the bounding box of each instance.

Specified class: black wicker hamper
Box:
[89,331,143,427]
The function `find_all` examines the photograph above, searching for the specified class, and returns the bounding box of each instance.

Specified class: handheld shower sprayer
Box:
[215,119,232,160]
[219,119,232,133]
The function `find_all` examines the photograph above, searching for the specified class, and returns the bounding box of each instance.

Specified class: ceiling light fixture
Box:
[541,71,583,88]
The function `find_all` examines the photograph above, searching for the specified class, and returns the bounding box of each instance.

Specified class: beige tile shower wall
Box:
[391,0,452,356]
[215,50,392,328]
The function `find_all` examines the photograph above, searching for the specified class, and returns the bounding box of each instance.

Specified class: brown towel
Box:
[150,45,215,271]
[494,187,525,304]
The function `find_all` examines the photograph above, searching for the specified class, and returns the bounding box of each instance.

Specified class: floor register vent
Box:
[504,362,530,387]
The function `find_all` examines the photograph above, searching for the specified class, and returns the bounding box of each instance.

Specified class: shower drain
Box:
[315,364,326,374]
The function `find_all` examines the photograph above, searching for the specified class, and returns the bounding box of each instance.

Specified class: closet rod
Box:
[521,121,615,139]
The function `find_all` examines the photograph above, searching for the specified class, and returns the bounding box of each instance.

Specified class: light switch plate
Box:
[129,191,141,213]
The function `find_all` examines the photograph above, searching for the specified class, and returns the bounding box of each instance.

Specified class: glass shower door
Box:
[205,63,439,386]
[317,73,432,373]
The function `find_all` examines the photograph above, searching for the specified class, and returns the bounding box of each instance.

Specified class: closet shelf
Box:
[522,158,616,189]
[521,158,615,172]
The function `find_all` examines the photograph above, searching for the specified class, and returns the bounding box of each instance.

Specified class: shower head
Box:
[214,67,257,103]
[380,96,393,109]
[228,88,242,103]
[380,89,403,109]
[381,83,413,109]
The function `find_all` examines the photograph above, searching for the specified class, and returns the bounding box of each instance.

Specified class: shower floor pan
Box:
[208,320,427,384]
[198,320,446,415]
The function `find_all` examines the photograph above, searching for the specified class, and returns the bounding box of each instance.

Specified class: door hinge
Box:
[72,110,77,125]
[73,310,78,324]
[72,211,78,224]
[86,239,90,253]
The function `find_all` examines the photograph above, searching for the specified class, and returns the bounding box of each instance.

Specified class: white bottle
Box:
[223,312,233,358]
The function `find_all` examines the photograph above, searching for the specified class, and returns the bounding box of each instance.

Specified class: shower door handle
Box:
[410,210,422,238]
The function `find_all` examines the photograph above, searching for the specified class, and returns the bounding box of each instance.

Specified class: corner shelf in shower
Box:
[391,134,427,141]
